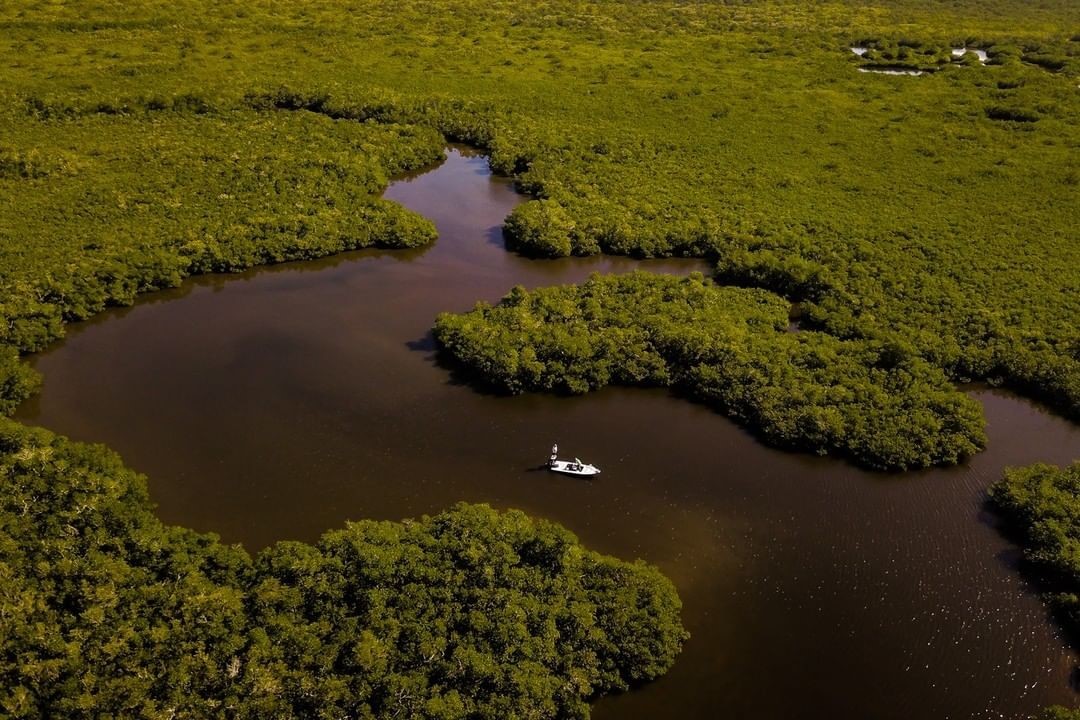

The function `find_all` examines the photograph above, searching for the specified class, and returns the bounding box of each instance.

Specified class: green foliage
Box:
[853,39,957,72]
[504,200,578,258]
[0,0,1072,715]
[1035,708,1080,720]
[990,462,1080,627]
[435,272,986,469]
[990,463,1080,581]
[0,0,1076,434]
[0,347,39,416]
[0,419,686,718]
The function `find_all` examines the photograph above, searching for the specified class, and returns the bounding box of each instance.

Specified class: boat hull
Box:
[548,460,601,477]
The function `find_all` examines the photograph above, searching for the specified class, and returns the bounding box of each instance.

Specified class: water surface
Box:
[16,147,1080,720]
[859,67,926,76]
[953,47,990,63]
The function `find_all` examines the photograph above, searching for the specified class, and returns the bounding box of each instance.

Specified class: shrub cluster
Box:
[990,462,1080,628]
[435,272,986,470]
[0,419,687,718]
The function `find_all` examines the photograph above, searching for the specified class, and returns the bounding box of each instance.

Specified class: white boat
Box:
[547,444,601,477]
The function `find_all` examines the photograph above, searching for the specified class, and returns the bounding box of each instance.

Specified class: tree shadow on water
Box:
[485,225,507,249]
[405,331,437,355]
[404,331,527,399]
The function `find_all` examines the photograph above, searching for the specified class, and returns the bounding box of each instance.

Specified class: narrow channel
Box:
[15,146,1080,719]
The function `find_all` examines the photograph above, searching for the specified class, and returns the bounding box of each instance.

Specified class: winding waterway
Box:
[16,147,1080,719]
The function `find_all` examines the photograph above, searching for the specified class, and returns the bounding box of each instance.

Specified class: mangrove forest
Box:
[0,0,1078,717]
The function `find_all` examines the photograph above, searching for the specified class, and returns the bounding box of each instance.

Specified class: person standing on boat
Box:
[550,443,558,467]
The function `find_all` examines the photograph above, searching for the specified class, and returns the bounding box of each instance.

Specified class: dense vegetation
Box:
[435,272,984,469]
[0,419,686,718]
[1038,708,1080,720]
[0,0,1077,715]
[1,0,1076,453]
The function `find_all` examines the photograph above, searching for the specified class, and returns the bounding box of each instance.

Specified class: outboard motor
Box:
[549,443,558,467]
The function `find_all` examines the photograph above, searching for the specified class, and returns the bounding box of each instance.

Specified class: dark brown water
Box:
[16,147,1080,719]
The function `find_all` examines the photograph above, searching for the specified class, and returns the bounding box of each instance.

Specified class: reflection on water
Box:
[15,146,1080,720]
